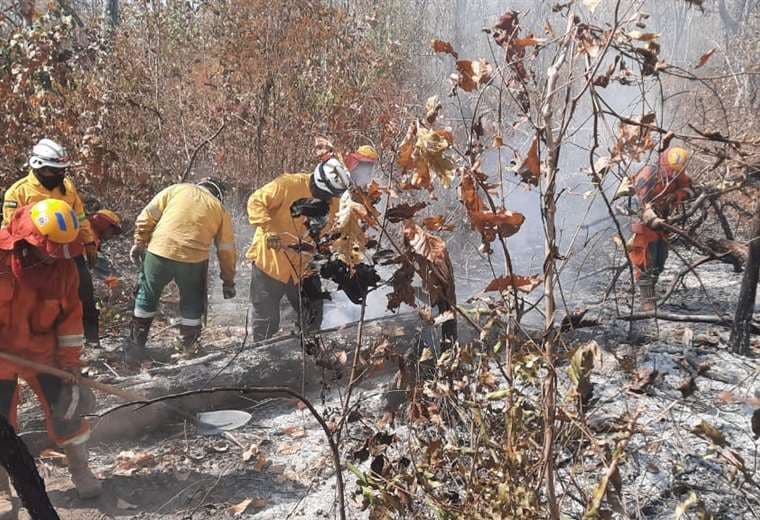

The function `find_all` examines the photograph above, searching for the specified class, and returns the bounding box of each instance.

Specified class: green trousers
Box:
[134,252,207,326]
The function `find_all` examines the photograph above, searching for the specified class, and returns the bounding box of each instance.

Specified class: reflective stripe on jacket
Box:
[2,171,94,243]
[134,184,237,284]
[246,173,338,284]
[0,253,83,371]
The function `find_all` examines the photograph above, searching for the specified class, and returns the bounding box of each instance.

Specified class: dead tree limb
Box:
[0,414,58,519]
[730,201,760,354]
[618,311,759,332]
[180,120,228,182]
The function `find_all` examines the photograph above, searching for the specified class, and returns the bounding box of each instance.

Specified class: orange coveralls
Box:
[628,157,691,280]
[0,212,89,446]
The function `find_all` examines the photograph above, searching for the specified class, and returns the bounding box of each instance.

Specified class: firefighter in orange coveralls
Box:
[0,200,102,517]
[619,147,692,311]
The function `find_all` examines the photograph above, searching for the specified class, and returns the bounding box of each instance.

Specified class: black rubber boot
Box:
[124,316,152,367]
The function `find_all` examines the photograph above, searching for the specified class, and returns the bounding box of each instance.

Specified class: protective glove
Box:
[265,233,281,250]
[130,243,146,265]
[222,283,236,299]
[85,242,98,268]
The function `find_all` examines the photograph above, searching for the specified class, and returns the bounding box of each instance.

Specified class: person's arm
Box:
[1,184,21,228]
[55,263,85,370]
[134,187,172,247]
[215,210,237,286]
[70,186,95,244]
[247,178,285,232]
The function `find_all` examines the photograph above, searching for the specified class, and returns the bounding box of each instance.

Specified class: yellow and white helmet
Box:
[663,147,688,173]
[30,199,80,244]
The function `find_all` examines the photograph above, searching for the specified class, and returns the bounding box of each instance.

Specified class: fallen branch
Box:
[98,386,346,520]
[617,311,760,333]
[0,414,59,519]
[180,119,228,182]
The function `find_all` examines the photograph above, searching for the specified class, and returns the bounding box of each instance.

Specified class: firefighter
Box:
[125,178,237,366]
[247,147,377,341]
[2,139,101,348]
[88,209,123,250]
[0,200,102,514]
[622,147,692,311]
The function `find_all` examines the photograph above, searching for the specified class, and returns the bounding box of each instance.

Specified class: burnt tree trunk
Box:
[730,201,760,354]
[0,414,58,519]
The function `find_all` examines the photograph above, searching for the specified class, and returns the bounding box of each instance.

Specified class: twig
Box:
[180,120,228,182]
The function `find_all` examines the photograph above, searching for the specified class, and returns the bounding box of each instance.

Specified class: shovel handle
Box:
[0,352,207,430]
[0,351,145,402]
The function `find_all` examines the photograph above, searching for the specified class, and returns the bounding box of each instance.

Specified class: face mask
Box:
[34,169,66,191]
[350,162,375,188]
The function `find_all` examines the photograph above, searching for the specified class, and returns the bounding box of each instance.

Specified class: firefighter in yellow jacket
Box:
[126,178,237,365]
[247,146,378,340]
[2,139,102,348]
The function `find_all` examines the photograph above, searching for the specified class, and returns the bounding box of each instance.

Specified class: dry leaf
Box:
[419,347,434,363]
[387,261,416,311]
[752,409,760,440]
[331,191,371,266]
[629,367,657,393]
[692,420,728,447]
[431,39,458,58]
[455,59,493,92]
[627,31,659,42]
[242,444,260,462]
[513,36,545,47]
[583,0,602,12]
[278,443,300,455]
[484,275,541,294]
[117,498,138,510]
[425,95,442,125]
[113,450,155,476]
[695,48,716,69]
[418,306,434,324]
[493,135,504,148]
[516,136,540,185]
[422,215,454,232]
[386,202,427,223]
[402,220,455,307]
[229,498,253,515]
[398,123,456,189]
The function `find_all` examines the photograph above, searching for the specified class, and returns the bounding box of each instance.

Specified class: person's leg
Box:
[250,264,286,341]
[126,252,174,365]
[285,275,323,336]
[175,260,208,350]
[75,256,99,347]
[0,379,18,517]
[26,373,100,499]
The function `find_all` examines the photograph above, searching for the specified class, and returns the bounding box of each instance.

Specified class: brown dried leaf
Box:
[752,409,760,440]
[331,192,371,266]
[484,275,541,294]
[432,39,458,59]
[629,367,657,393]
[677,376,697,398]
[692,420,728,447]
[229,498,253,515]
[422,215,454,232]
[403,220,455,306]
[455,59,493,92]
[516,136,540,185]
[387,261,416,311]
[513,36,545,47]
[425,95,442,125]
[386,202,428,223]
[627,31,660,42]
[695,48,716,69]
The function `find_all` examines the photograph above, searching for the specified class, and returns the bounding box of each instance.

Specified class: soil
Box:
[5,244,760,519]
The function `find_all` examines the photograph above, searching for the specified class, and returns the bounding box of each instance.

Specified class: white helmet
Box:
[313,158,351,196]
[29,138,71,170]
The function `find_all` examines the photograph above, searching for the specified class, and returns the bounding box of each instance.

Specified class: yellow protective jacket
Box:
[134,184,237,284]
[2,171,94,243]
[246,173,338,284]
